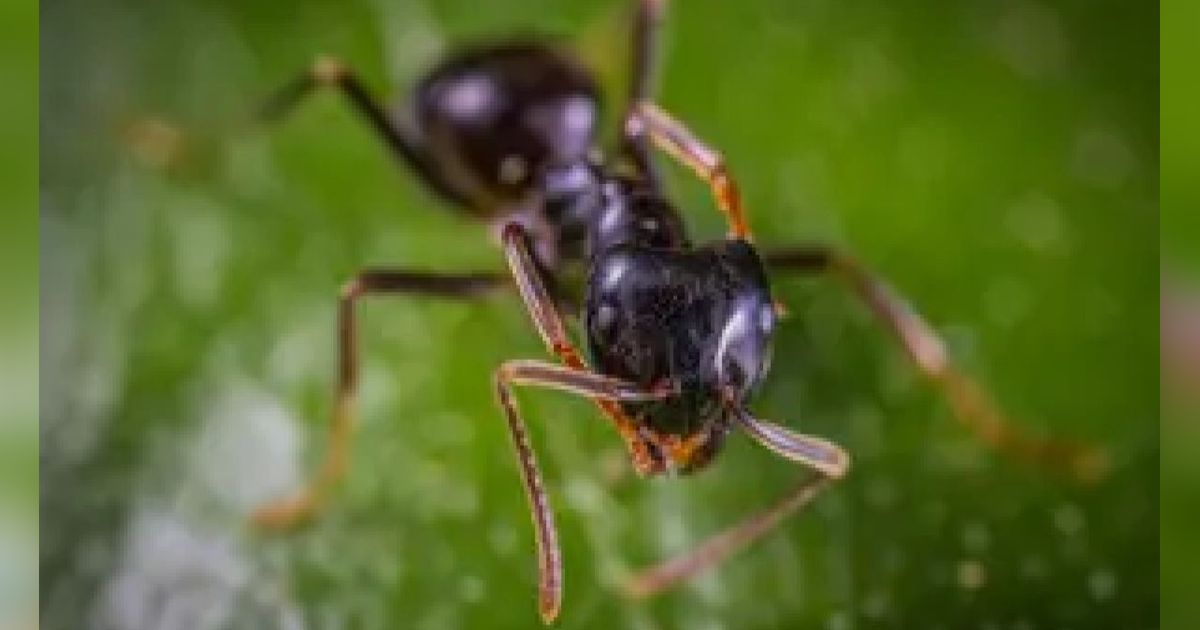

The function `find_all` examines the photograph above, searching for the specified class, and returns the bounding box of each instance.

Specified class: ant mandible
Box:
[249,0,1104,622]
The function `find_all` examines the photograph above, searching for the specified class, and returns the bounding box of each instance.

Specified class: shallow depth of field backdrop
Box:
[40,0,1158,628]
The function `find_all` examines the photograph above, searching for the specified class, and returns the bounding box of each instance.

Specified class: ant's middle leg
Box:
[256,57,468,205]
[764,244,1110,482]
[628,101,751,240]
[499,222,668,476]
[251,268,507,529]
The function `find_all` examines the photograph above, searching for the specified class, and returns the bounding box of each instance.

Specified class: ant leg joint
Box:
[312,55,347,85]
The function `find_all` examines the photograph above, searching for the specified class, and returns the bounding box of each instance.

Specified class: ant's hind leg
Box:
[256,57,468,205]
[251,269,507,529]
[763,245,1110,482]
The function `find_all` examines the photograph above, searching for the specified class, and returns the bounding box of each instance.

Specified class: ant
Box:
[247,0,1105,623]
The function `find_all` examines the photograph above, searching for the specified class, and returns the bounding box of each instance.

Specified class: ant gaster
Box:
[250,0,1105,623]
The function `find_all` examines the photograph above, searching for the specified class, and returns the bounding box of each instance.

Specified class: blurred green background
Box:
[3,0,37,628]
[41,0,1157,628]
[1161,0,1198,628]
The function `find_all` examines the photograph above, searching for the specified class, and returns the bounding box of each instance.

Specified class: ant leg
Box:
[500,222,666,476]
[252,269,507,529]
[494,359,675,623]
[627,102,751,240]
[626,408,848,598]
[257,57,468,205]
[620,0,668,185]
[764,245,1110,481]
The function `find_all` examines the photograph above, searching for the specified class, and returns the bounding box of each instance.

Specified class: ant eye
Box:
[759,302,775,334]
[714,298,771,397]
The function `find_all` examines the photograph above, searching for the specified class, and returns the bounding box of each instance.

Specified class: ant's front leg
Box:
[500,222,668,476]
[626,407,849,598]
[256,57,468,205]
[764,245,1110,482]
[493,359,675,623]
[251,269,507,529]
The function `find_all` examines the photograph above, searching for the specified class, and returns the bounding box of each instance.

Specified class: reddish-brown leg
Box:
[494,359,675,623]
[626,408,849,598]
[500,222,666,476]
[627,101,751,240]
[251,269,507,529]
[765,245,1109,482]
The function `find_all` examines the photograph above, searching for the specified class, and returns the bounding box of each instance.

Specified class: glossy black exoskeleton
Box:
[585,238,776,470]
[250,0,1104,623]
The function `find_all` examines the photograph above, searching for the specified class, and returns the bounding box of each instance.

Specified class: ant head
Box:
[585,238,776,427]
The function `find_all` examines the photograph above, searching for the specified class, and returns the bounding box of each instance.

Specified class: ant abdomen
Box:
[414,42,602,209]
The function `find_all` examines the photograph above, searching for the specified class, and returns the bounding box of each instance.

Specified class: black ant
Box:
[248,0,1105,622]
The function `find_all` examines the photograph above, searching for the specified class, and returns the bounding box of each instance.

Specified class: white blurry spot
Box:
[990,1,1069,80]
[0,515,35,627]
[1071,126,1136,189]
[1088,568,1118,602]
[1052,503,1085,537]
[983,276,1033,329]
[190,386,301,513]
[957,559,988,590]
[94,510,258,630]
[963,521,992,554]
[1005,192,1069,254]
[440,73,497,120]
[171,200,231,307]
